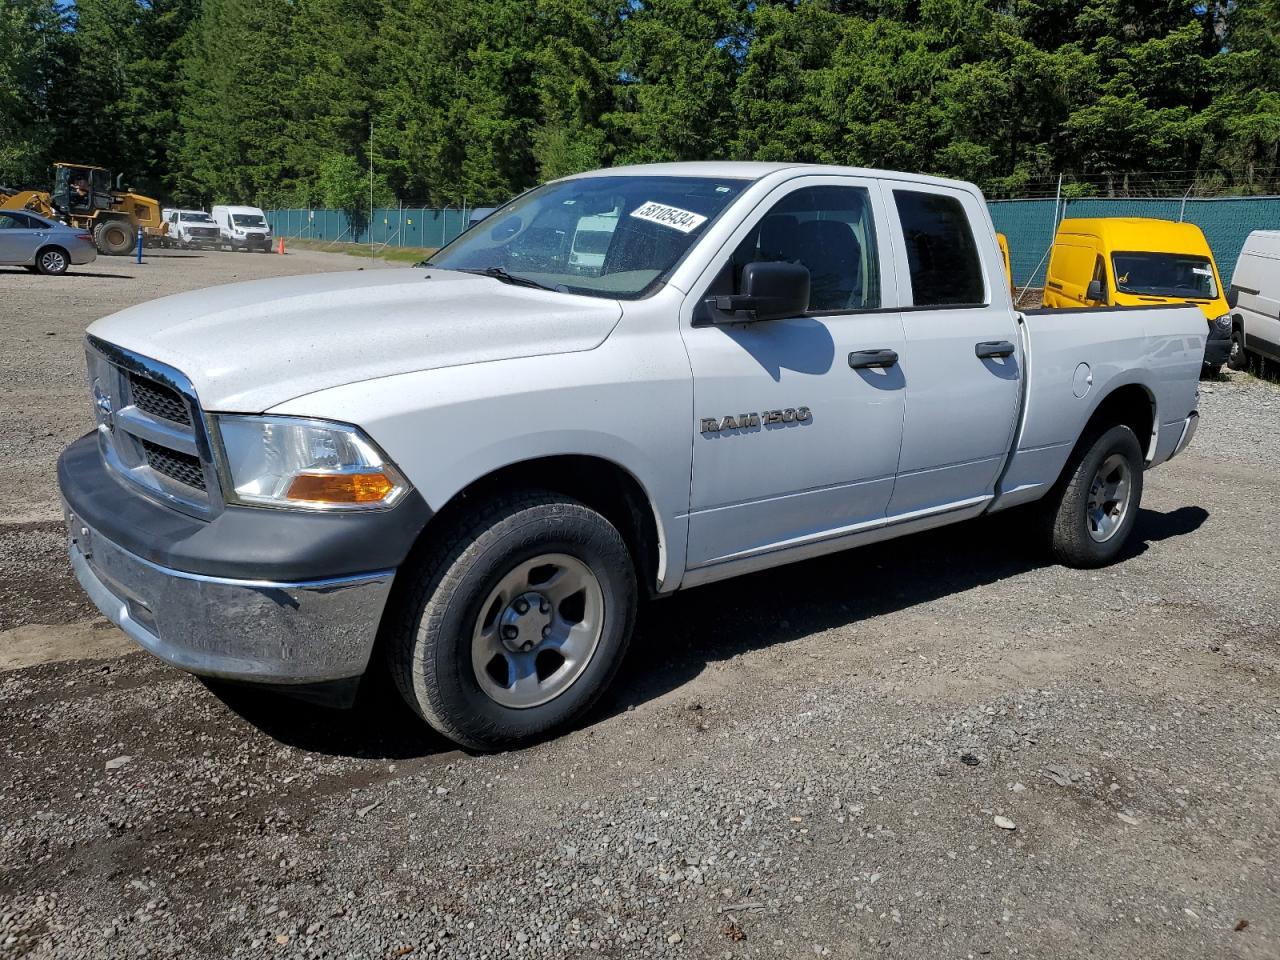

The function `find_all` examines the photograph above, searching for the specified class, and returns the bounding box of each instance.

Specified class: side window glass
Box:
[893,190,985,307]
[730,185,881,312]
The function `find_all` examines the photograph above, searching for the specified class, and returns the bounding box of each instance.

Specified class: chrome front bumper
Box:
[65,509,394,684]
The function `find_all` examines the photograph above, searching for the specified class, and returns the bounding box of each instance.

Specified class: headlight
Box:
[1211,313,1232,335]
[214,415,408,511]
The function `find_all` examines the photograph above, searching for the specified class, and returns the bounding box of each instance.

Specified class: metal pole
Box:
[1178,185,1193,222]
[369,118,374,246]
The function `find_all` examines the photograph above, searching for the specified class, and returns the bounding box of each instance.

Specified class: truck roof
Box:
[1058,217,1211,255]
[563,161,981,195]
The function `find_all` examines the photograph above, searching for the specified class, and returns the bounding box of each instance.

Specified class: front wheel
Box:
[93,220,135,256]
[387,493,637,750]
[1043,424,1144,568]
[1227,329,1249,371]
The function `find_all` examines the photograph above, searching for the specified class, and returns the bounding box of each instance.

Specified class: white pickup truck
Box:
[59,162,1205,749]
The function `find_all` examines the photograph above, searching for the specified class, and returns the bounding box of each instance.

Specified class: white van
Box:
[211,204,273,252]
[1227,230,1280,370]
[162,208,221,249]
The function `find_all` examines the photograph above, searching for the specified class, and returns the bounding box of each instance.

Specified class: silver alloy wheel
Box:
[471,553,605,709]
[1085,452,1133,543]
[1230,335,1243,363]
[39,250,66,273]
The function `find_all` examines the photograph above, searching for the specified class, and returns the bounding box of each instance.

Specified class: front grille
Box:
[141,439,207,491]
[129,373,191,425]
[87,338,218,517]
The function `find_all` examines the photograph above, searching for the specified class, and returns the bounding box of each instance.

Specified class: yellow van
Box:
[996,232,1014,295]
[1043,217,1232,373]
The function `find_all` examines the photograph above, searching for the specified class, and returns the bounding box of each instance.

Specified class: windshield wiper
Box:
[460,266,557,292]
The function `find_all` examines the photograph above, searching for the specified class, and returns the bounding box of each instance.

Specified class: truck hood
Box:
[87,268,623,411]
[1112,291,1226,323]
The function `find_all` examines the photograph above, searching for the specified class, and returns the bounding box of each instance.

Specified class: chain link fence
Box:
[269,193,1280,286]
[990,195,1280,289]
[264,206,476,248]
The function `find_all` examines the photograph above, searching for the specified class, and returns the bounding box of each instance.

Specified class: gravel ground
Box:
[1,251,1278,959]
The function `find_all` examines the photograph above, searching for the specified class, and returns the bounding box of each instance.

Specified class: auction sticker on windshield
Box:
[630,201,708,234]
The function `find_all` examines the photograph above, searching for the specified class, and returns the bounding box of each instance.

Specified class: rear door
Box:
[882,185,1023,518]
[681,176,907,569]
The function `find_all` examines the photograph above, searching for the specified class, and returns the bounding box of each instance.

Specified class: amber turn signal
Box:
[285,471,395,504]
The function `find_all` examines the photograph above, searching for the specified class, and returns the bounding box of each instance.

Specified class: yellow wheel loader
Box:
[0,163,166,255]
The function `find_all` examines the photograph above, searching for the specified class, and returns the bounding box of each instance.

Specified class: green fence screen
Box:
[269,196,1280,289]
[265,207,473,248]
[989,196,1280,289]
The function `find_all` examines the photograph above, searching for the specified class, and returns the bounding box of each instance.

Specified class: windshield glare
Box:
[1112,251,1218,299]
[183,212,213,223]
[428,176,748,298]
[233,214,266,227]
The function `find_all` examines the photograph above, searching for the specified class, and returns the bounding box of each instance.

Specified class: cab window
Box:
[893,190,984,306]
[716,185,882,313]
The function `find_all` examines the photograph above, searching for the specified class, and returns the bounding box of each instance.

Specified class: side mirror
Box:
[712,261,810,323]
[1226,286,1238,308]
[1086,278,1106,302]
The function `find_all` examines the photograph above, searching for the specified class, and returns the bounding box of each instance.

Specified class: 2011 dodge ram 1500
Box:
[59,162,1205,749]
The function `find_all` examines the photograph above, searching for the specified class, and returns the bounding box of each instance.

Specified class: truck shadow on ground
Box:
[210,503,1207,760]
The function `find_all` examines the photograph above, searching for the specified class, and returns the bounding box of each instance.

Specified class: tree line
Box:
[3,0,1278,212]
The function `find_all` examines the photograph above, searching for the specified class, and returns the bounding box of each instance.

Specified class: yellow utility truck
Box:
[0,163,166,255]
[1042,217,1232,375]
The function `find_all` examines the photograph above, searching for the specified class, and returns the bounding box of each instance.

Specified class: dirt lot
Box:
[1,250,1277,960]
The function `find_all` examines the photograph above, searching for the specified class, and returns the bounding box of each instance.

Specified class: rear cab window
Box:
[892,190,986,307]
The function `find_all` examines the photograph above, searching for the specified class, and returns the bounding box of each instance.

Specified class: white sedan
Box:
[0,210,98,274]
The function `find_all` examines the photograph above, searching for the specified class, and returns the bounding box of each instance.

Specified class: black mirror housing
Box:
[1086,278,1106,302]
[712,261,810,323]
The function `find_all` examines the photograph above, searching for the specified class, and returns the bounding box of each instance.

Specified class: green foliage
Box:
[1,0,1275,205]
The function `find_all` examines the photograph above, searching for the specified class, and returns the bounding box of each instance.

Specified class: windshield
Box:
[1112,251,1218,299]
[232,214,266,227]
[183,212,214,223]
[427,175,748,298]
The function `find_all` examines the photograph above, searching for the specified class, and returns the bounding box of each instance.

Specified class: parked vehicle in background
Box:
[211,205,272,252]
[0,162,165,256]
[1041,217,1232,375]
[163,208,221,249]
[0,209,97,274]
[60,162,1205,751]
[569,212,619,271]
[1226,230,1280,371]
[996,232,1014,294]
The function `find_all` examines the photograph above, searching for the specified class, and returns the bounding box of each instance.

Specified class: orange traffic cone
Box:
[277,236,286,255]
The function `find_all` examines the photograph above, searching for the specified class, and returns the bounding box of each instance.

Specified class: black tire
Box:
[93,219,135,256]
[34,246,69,275]
[387,492,638,750]
[1202,363,1223,379]
[1227,328,1249,371]
[1043,424,1144,568]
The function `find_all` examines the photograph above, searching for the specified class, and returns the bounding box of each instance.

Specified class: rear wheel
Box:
[1042,424,1144,568]
[387,492,637,751]
[35,246,69,275]
[1227,329,1249,371]
[93,220,135,256]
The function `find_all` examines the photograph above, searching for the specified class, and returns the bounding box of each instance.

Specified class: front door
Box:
[0,212,39,264]
[881,185,1023,518]
[681,177,907,569]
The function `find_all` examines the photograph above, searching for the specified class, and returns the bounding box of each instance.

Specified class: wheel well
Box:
[1083,384,1156,462]
[35,243,68,258]
[426,456,662,596]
